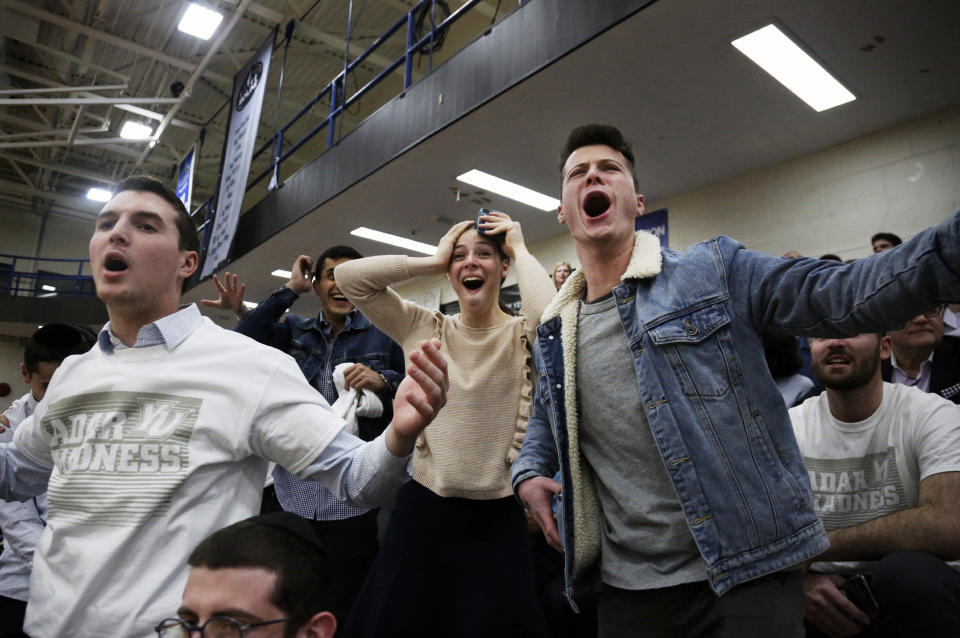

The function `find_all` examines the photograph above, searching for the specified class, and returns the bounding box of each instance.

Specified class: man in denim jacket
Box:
[511,124,960,638]
[208,245,405,629]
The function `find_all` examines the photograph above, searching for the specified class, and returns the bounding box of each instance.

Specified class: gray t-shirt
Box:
[577,293,707,589]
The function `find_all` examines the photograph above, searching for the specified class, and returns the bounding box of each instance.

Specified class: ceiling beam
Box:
[0,176,101,213]
[132,0,254,171]
[5,157,34,188]
[0,151,114,184]
[0,96,181,106]
[0,0,233,87]
[20,38,130,83]
[0,125,107,142]
[0,136,150,150]
[0,83,128,95]
[224,0,398,72]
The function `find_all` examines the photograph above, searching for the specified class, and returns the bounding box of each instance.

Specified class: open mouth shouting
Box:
[462,276,485,291]
[583,192,611,218]
[102,253,129,277]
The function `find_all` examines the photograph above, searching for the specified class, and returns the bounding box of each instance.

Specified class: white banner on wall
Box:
[201,32,274,278]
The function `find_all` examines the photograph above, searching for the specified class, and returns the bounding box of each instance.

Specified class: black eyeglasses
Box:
[921,304,946,319]
[155,616,292,638]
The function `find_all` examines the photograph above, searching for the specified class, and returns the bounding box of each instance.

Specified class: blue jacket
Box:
[235,286,405,441]
[512,214,960,606]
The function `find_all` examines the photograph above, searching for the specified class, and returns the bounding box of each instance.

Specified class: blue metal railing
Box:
[244,0,500,193]
[0,254,95,297]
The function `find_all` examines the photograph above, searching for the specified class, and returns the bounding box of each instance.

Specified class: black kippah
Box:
[251,511,328,555]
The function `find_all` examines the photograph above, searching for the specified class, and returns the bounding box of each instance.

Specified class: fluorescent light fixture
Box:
[242,301,258,309]
[41,285,56,292]
[350,227,437,255]
[732,24,855,112]
[119,120,154,140]
[178,3,224,40]
[86,187,113,202]
[271,269,292,279]
[456,170,560,211]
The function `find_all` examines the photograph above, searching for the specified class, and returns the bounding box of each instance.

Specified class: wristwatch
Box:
[377,371,391,393]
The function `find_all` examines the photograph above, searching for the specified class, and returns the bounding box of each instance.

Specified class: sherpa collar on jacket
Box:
[537,230,662,579]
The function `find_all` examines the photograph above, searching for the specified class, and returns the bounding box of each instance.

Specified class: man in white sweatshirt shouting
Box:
[0,175,449,638]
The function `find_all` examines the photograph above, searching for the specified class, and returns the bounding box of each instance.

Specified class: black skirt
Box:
[343,480,548,638]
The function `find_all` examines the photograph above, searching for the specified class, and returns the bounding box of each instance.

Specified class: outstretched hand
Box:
[518,475,563,551]
[385,339,449,456]
[200,272,247,319]
[478,210,525,260]
[803,573,871,637]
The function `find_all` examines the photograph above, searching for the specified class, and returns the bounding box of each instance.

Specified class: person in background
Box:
[0,323,94,638]
[881,305,960,404]
[762,328,817,407]
[871,233,902,253]
[553,261,573,290]
[792,332,960,637]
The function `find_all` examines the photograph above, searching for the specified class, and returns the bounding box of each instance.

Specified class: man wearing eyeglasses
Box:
[882,305,960,404]
[157,512,337,638]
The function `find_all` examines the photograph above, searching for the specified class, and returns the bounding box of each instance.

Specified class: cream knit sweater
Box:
[337,252,554,499]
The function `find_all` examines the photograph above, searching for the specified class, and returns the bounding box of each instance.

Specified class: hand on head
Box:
[477,210,524,260]
[433,221,475,271]
[286,255,315,295]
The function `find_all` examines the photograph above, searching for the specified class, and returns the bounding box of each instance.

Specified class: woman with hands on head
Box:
[335,210,555,637]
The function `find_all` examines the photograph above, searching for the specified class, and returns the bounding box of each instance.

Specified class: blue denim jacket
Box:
[512,213,960,606]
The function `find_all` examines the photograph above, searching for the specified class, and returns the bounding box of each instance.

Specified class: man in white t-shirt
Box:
[790,332,960,637]
[0,176,449,638]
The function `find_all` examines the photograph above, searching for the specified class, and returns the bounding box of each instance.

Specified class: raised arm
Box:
[735,211,960,337]
[232,255,316,348]
[335,225,472,346]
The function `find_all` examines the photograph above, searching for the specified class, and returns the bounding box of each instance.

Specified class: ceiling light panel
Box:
[457,170,560,211]
[350,227,437,255]
[86,187,113,202]
[732,24,855,112]
[119,121,154,140]
[178,3,224,40]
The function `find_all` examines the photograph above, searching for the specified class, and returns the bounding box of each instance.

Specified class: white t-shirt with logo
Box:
[12,319,352,637]
[790,382,960,574]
